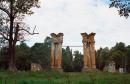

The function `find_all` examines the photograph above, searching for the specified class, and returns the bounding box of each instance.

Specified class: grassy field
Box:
[0,71,130,84]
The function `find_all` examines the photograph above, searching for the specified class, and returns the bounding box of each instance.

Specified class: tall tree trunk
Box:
[8,44,17,71]
[8,18,17,71]
[8,0,17,71]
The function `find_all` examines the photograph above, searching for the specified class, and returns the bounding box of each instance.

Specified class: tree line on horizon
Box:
[0,36,83,72]
[97,42,130,72]
[0,36,130,72]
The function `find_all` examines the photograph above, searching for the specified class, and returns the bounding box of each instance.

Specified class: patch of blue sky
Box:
[99,0,130,8]
[99,0,111,4]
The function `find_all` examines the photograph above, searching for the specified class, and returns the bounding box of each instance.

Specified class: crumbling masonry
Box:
[81,32,96,72]
[50,33,63,71]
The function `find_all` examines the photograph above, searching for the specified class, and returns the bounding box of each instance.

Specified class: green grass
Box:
[0,71,129,84]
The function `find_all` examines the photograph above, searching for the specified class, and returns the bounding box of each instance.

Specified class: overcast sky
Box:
[24,0,130,52]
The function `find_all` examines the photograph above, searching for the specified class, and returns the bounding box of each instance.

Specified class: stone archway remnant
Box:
[81,32,96,72]
[50,33,63,71]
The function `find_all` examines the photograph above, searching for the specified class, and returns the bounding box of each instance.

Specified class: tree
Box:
[31,37,51,69]
[0,0,40,71]
[73,50,83,72]
[0,47,8,69]
[110,42,127,70]
[15,42,31,71]
[62,46,73,72]
[96,47,110,70]
[111,42,126,52]
[126,45,130,72]
[110,50,124,69]
[96,42,129,72]
[110,0,130,18]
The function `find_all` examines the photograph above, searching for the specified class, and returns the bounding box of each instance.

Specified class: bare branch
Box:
[20,26,39,35]
[0,32,9,40]
[33,26,36,33]
[0,7,10,17]
[13,23,19,44]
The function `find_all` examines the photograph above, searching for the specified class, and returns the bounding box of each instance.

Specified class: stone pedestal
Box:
[81,32,96,72]
[50,33,63,72]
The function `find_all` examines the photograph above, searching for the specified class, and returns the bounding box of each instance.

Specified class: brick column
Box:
[81,32,96,72]
[89,33,96,69]
[50,33,63,71]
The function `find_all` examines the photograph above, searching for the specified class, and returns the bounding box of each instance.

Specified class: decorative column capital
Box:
[81,32,96,43]
[51,33,64,44]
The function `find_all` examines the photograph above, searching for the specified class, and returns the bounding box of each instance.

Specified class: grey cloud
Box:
[24,0,130,52]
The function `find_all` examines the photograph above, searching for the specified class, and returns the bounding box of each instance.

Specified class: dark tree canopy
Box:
[96,47,110,70]
[110,0,130,18]
[31,37,51,69]
[15,42,31,71]
[62,46,73,72]
[96,42,130,72]
[73,50,83,72]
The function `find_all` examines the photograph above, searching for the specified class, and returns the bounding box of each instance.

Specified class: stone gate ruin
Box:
[50,32,96,72]
[50,33,63,71]
[81,32,96,72]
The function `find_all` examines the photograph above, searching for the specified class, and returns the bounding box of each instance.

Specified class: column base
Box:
[51,68,63,72]
[82,67,98,72]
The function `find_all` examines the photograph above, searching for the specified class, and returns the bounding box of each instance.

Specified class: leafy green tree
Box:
[0,0,40,71]
[0,47,8,69]
[73,50,83,72]
[126,45,130,72]
[62,46,73,72]
[15,42,31,70]
[110,0,130,18]
[111,42,126,52]
[110,50,124,69]
[110,42,127,70]
[31,37,51,69]
[96,47,110,70]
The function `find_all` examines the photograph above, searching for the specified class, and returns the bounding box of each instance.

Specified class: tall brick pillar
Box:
[81,32,96,72]
[50,33,63,71]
